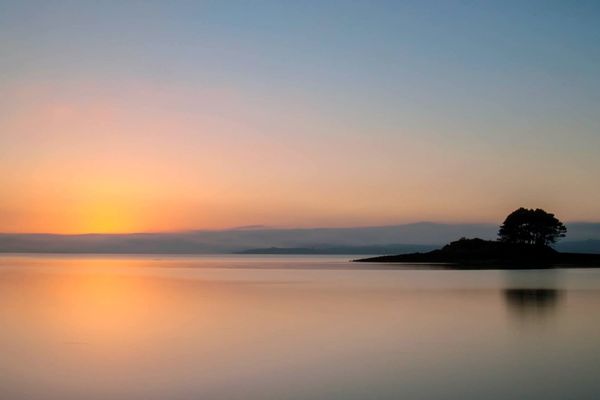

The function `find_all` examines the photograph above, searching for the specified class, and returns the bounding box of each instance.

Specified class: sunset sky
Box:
[1,1,599,233]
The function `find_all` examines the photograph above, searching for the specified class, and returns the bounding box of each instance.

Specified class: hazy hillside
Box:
[0,222,599,254]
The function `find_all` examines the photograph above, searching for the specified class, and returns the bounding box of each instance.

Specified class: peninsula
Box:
[355,208,600,268]
[354,238,600,268]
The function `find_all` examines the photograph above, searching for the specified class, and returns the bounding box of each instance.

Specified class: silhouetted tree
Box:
[498,208,567,246]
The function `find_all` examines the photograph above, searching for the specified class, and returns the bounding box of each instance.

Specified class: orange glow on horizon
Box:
[2,80,599,234]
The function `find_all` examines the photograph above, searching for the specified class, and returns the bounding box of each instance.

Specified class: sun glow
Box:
[74,201,138,234]
[2,76,600,234]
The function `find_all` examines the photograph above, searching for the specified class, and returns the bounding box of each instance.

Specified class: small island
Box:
[355,208,600,268]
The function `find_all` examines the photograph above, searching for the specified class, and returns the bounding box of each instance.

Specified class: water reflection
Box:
[504,288,563,320]
[3,256,600,400]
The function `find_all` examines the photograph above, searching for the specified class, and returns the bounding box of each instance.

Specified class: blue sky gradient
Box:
[1,1,599,232]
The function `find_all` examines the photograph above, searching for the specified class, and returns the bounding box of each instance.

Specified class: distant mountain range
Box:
[1,222,599,254]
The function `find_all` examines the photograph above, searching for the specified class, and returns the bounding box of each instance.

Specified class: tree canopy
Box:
[498,208,567,247]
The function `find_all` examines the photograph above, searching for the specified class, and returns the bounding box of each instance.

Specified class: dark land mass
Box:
[354,238,600,268]
[235,244,438,255]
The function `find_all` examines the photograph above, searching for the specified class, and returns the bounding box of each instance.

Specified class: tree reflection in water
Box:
[504,288,563,321]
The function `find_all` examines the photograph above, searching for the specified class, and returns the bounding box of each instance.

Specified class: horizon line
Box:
[2,220,599,236]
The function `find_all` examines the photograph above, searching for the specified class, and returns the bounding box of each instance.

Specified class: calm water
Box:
[1,254,600,400]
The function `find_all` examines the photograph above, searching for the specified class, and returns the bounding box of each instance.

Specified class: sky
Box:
[1,0,599,233]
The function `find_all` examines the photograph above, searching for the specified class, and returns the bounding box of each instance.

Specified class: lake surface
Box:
[1,254,600,400]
